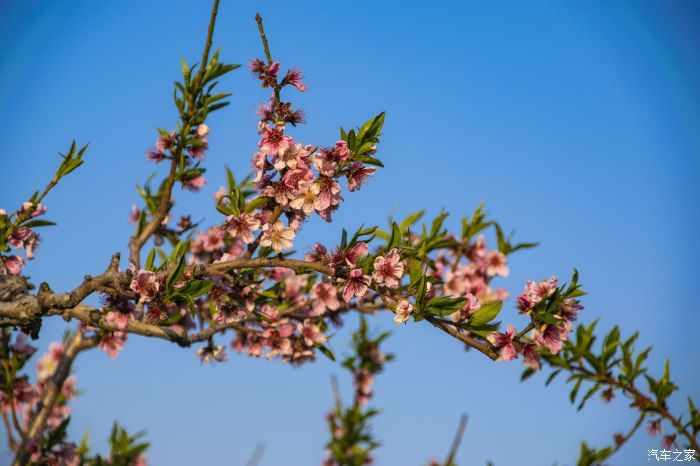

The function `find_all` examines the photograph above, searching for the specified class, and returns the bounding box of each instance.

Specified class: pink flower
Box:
[335,140,349,160]
[330,242,369,268]
[267,61,280,76]
[130,270,161,302]
[372,249,404,288]
[485,250,509,277]
[282,68,308,91]
[189,137,208,160]
[213,186,227,202]
[259,125,292,156]
[522,343,540,370]
[156,130,175,152]
[354,369,374,406]
[317,204,339,223]
[487,325,518,361]
[8,227,39,259]
[145,149,166,163]
[314,176,342,211]
[262,180,295,205]
[196,344,228,364]
[0,377,37,413]
[313,148,339,176]
[177,215,192,231]
[128,205,141,223]
[342,269,371,302]
[201,227,225,252]
[393,299,413,324]
[249,58,266,73]
[346,162,376,192]
[517,276,559,314]
[260,221,296,252]
[288,181,320,215]
[226,213,261,244]
[2,255,24,275]
[105,310,130,331]
[298,320,327,346]
[36,343,65,383]
[182,175,207,191]
[310,282,340,316]
[99,331,127,359]
[197,124,210,136]
[46,403,71,429]
[62,376,77,400]
[306,242,329,263]
[647,419,662,436]
[601,387,615,403]
[450,293,481,322]
[662,434,677,450]
[11,333,36,357]
[533,324,568,355]
[273,143,311,171]
[21,202,47,218]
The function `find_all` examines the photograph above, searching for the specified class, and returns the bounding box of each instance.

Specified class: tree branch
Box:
[12,331,98,466]
[128,0,221,268]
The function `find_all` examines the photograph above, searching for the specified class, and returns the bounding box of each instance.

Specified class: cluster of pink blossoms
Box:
[128,269,194,329]
[308,242,410,321]
[414,233,510,325]
[121,59,418,366]
[487,277,583,369]
[0,336,82,464]
[231,304,327,365]
[246,58,376,248]
[0,202,47,276]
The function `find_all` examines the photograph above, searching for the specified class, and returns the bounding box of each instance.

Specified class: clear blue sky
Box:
[1,1,699,465]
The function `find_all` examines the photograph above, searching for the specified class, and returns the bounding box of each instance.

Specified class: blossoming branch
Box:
[0,2,697,465]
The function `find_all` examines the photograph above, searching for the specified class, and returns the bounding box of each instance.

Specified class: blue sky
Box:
[1,1,699,465]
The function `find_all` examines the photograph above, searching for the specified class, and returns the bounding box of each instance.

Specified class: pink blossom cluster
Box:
[246,58,376,249]
[0,202,47,276]
[487,276,583,369]
[0,335,82,464]
[422,234,510,323]
[128,269,196,332]
[308,242,407,311]
[230,304,327,365]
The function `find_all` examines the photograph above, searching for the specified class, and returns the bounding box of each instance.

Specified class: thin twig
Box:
[129,0,221,268]
[444,414,468,465]
[244,442,265,466]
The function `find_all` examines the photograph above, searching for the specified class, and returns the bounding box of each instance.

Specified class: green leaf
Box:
[174,280,213,300]
[180,56,190,82]
[166,254,186,291]
[521,367,536,381]
[387,221,401,249]
[399,210,425,232]
[545,369,562,386]
[318,344,336,361]
[144,248,156,271]
[570,377,583,404]
[430,211,448,238]
[22,219,56,228]
[469,301,503,326]
[244,196,271,213]
[577,383,600,411]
